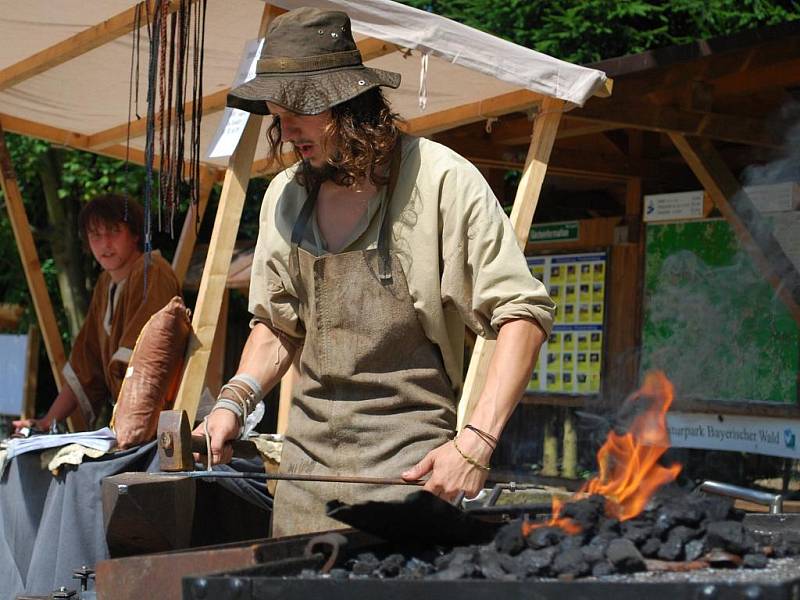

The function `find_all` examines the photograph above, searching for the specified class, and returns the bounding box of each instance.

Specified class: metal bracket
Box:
[303,532,348,574]
[698,480,784,514]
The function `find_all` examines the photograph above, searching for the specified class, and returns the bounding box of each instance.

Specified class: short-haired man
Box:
[205,7,555,537]
[14,194,180,431]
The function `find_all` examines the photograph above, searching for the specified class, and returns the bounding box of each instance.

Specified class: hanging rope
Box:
[127,0,208,294]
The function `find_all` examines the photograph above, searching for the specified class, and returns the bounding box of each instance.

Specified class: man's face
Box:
[267,102,333,168]
[86,221,141,278]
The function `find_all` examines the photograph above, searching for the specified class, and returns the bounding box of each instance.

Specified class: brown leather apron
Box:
[271,148,456,537]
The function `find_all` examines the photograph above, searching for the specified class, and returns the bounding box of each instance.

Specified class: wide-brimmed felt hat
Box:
[227,7,401,116]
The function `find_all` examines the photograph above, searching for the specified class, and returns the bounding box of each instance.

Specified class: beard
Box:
[302,160,337,185]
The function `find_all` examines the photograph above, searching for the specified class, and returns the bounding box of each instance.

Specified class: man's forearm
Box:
[234,322,298,394]
[467,318,547,439]
[43,385,79,425]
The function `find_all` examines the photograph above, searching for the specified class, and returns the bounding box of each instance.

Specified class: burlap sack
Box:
[112,296,191,449]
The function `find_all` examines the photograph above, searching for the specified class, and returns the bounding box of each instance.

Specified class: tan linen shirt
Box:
[63,252,180,425]
[249,135,555,394]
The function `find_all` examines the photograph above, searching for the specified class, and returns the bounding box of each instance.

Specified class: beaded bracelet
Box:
[452,438,491,472]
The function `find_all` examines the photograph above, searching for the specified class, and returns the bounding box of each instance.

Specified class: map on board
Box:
[641,218,799,404]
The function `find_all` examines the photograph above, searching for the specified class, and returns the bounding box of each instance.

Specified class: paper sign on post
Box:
[206,38,265,159]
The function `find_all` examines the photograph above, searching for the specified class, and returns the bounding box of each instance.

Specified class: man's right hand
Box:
[11,417,50,436]
[192,408,240,466]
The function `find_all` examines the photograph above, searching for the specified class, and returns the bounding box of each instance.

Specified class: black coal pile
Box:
[302,485,800,581]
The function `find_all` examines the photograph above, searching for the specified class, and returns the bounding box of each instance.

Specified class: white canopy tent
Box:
[0,0,610,430]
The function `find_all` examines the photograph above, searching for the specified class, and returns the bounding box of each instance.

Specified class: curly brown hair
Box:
[265,88,402,187]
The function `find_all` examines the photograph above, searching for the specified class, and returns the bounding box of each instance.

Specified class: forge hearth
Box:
[184,544,800,600]
[289,485,793,582]
[183,487,800,600]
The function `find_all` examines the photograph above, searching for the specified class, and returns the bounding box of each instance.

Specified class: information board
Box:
[527,252,607,395]
[641,219,799,404]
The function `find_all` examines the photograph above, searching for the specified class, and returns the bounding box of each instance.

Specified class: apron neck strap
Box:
[289,139,403,282]
[376,139,402,282]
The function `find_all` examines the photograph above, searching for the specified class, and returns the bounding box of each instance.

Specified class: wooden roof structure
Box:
[184,21,800,416]
[0,0,610,430]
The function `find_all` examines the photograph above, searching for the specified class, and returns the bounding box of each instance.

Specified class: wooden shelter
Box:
[0,0,610,430]
[189,19,800,479]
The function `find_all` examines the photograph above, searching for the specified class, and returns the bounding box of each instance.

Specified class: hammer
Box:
[157,409,259,472]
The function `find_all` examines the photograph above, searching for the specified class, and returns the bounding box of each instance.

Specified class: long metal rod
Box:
[156,470,425,486]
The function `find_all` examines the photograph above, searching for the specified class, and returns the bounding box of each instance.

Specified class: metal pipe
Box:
[155,470,425,486]
[698,480,784,514]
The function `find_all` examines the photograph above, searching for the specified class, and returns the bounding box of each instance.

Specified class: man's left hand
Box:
[401,430,492,502]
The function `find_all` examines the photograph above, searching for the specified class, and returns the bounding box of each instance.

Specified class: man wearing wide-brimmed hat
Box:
[205,6,555,537]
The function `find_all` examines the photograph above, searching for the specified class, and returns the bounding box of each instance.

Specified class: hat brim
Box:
[226,65,400,116]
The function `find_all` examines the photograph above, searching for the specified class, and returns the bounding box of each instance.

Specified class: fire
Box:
[523,371,682,536]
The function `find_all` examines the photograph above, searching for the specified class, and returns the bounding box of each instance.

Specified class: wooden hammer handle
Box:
[190,435,260,459]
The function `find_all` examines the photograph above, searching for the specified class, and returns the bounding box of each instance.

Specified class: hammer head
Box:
[157,409,194,472]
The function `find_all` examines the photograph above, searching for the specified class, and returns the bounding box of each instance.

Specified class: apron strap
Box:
[289,165,322,281]
[376,140,403,283]
[290,140,402,283]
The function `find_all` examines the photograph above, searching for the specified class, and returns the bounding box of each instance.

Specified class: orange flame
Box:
[523,372,681,537]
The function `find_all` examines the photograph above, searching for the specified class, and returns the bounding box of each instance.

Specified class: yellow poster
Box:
[525,252,608,396]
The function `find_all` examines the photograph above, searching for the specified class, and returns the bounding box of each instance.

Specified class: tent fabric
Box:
[0,1,607,169]
[268,0,608,106]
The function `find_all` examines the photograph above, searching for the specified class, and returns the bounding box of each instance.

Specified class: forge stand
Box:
[182,529,800,600]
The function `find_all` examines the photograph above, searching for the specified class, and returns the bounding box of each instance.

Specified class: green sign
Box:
[529,221,579,243]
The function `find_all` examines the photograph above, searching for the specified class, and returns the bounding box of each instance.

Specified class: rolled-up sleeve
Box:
[439,157,555,339]
[248,183,306,342]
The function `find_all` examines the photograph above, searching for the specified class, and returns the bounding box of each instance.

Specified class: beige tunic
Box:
[250,135,555,394]
[63,252,180,426]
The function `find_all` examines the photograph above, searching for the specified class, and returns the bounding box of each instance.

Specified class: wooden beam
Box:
[669,133,800,326]
[403,89,547,138]
[88,88,229,150]
[172,166,216,285]
[437,131,693,184]
[21,325,40,420]
[0,122,86,430]
[0,0,196,92]
[574,102,782,148]
[711,57,800,97]
[172,4,281,424]
[88,29,400,150]
[0,113,90,149]
[204,289,229,397]
[456,97,565,430]
[478,114,619,146]
[172,113,262,424]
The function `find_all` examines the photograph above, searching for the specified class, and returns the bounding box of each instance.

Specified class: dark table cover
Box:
[0,443,271,599]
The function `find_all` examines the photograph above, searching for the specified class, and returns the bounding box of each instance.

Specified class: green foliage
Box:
[398,0,799,62]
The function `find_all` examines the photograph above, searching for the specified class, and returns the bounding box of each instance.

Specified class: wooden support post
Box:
[172,167,216,286]
[561,407,577,479]
[0,122,86,430]
[669,134,800,326]
[457,97,564,430]
[204,289,229,397]
[541,407,559,477]
[605,130,645,400]
[173,117,261,424]
[173,4,281,424]
[21,325,40,420]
